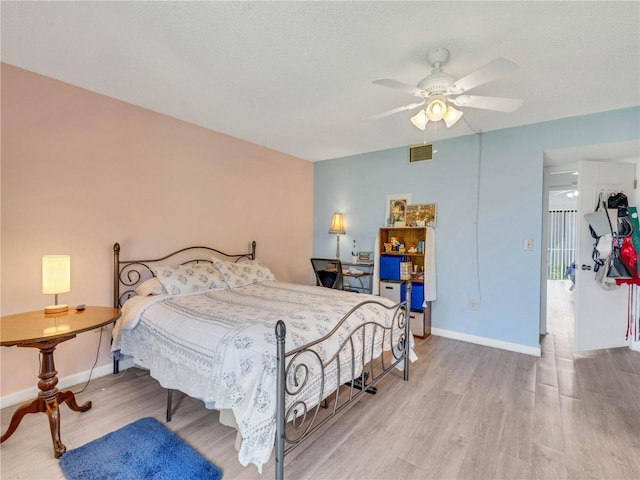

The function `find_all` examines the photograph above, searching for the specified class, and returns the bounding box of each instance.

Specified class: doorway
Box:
[541,139,640,352]
[545,171,578,341]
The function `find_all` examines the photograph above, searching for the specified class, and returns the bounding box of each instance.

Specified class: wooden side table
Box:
[0,306,121,458]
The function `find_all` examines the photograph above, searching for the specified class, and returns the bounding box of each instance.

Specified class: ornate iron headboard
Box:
[113,241,256,309]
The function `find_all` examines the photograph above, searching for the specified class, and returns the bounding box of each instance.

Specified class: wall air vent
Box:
[409,143,433,163]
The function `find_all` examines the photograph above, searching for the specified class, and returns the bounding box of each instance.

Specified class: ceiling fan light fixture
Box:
[410,109,428,130]
[371,48,523,130]
[425,98,447,121]
[443,106,463,127]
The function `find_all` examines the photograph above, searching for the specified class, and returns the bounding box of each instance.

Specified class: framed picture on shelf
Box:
[406,203,437,227]
[385,193,412,227]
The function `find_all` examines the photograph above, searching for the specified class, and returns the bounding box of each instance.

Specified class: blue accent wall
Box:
[313,107,640,350]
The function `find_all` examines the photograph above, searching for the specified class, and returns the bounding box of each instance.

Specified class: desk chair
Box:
[310,258,344,290]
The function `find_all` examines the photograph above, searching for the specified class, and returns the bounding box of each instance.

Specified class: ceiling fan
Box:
[367,47,524,129]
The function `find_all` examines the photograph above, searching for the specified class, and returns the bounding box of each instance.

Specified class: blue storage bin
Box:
[380,255,402,280]
[410,283,424,311]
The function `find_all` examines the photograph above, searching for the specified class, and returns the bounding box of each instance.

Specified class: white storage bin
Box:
[409,311,425,337]
[379,280,406,303]
[409,302,431,338]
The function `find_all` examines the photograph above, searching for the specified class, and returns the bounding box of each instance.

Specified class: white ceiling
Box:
[544,139,640,169]
[1,1,639,162]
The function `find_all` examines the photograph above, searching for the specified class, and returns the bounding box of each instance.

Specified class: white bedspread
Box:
[111,281,405,472]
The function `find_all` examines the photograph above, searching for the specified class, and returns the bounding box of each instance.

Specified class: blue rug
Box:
[60,417,222,480]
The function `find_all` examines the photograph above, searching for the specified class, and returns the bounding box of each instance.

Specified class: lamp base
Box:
[44,304,68,314]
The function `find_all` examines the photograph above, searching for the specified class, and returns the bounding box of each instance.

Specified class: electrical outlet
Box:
[469,298,479,310]
[524,239,534,251]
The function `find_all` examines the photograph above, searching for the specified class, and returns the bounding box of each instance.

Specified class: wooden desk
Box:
[0,306,121,458]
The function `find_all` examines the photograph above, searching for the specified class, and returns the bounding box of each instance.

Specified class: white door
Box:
[574,160,635,351]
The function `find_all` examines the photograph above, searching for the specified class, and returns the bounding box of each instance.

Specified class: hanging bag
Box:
[607,191,628,209]
[585,192,615,272]
[628,207,640,277]
[585,209,612,238]
[595,233,613,259]
[616,213,633,238]
[605,190,634,238]
[619,236,638,281]
[595,256,618,290]
[606,244,632,279]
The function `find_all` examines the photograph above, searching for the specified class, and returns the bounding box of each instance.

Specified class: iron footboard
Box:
[274,294,411,480]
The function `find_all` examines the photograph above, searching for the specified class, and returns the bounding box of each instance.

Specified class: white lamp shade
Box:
[329,212,345,234]
[411,103,462,130]
[410,110,428,130]
[425,98,447,121]
[443,106,463,127]
[42,255,71,294]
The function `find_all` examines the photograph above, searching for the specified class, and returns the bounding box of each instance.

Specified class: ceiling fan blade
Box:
[451,95,523,112]
[448,58,519,94]
[372,79,424,97]
[362,101,425,121]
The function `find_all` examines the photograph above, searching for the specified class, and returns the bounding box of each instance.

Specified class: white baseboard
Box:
[431,328,542,357]
[631,341,640,352]
[0,357,135,409]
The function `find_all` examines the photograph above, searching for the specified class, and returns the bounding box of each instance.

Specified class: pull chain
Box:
[432,120,438,154]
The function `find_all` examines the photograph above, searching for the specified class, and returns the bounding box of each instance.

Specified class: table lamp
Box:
[329,212,345,259]
[42,255,70,314]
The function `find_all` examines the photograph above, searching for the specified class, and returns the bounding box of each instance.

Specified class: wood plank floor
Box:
[2,280,639,479]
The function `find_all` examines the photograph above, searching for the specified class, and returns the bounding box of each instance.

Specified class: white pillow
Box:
[135,277,166,296]
[151,263,228,295]
[211,258,276,288]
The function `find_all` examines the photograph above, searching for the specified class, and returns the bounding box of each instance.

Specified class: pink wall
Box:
[0,64,314,399]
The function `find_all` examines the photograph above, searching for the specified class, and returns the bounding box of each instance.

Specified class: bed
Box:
[111,241,413,479]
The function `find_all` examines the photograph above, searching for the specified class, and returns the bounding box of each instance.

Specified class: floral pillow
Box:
[211,258,276,288]
[151,262,228,295]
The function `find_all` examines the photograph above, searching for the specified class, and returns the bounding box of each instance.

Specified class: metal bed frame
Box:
[112,241,410,480]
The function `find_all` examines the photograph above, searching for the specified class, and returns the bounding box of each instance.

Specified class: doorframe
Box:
[541,164,579,335]
[540,169,550,335]
[541,140,640,351]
